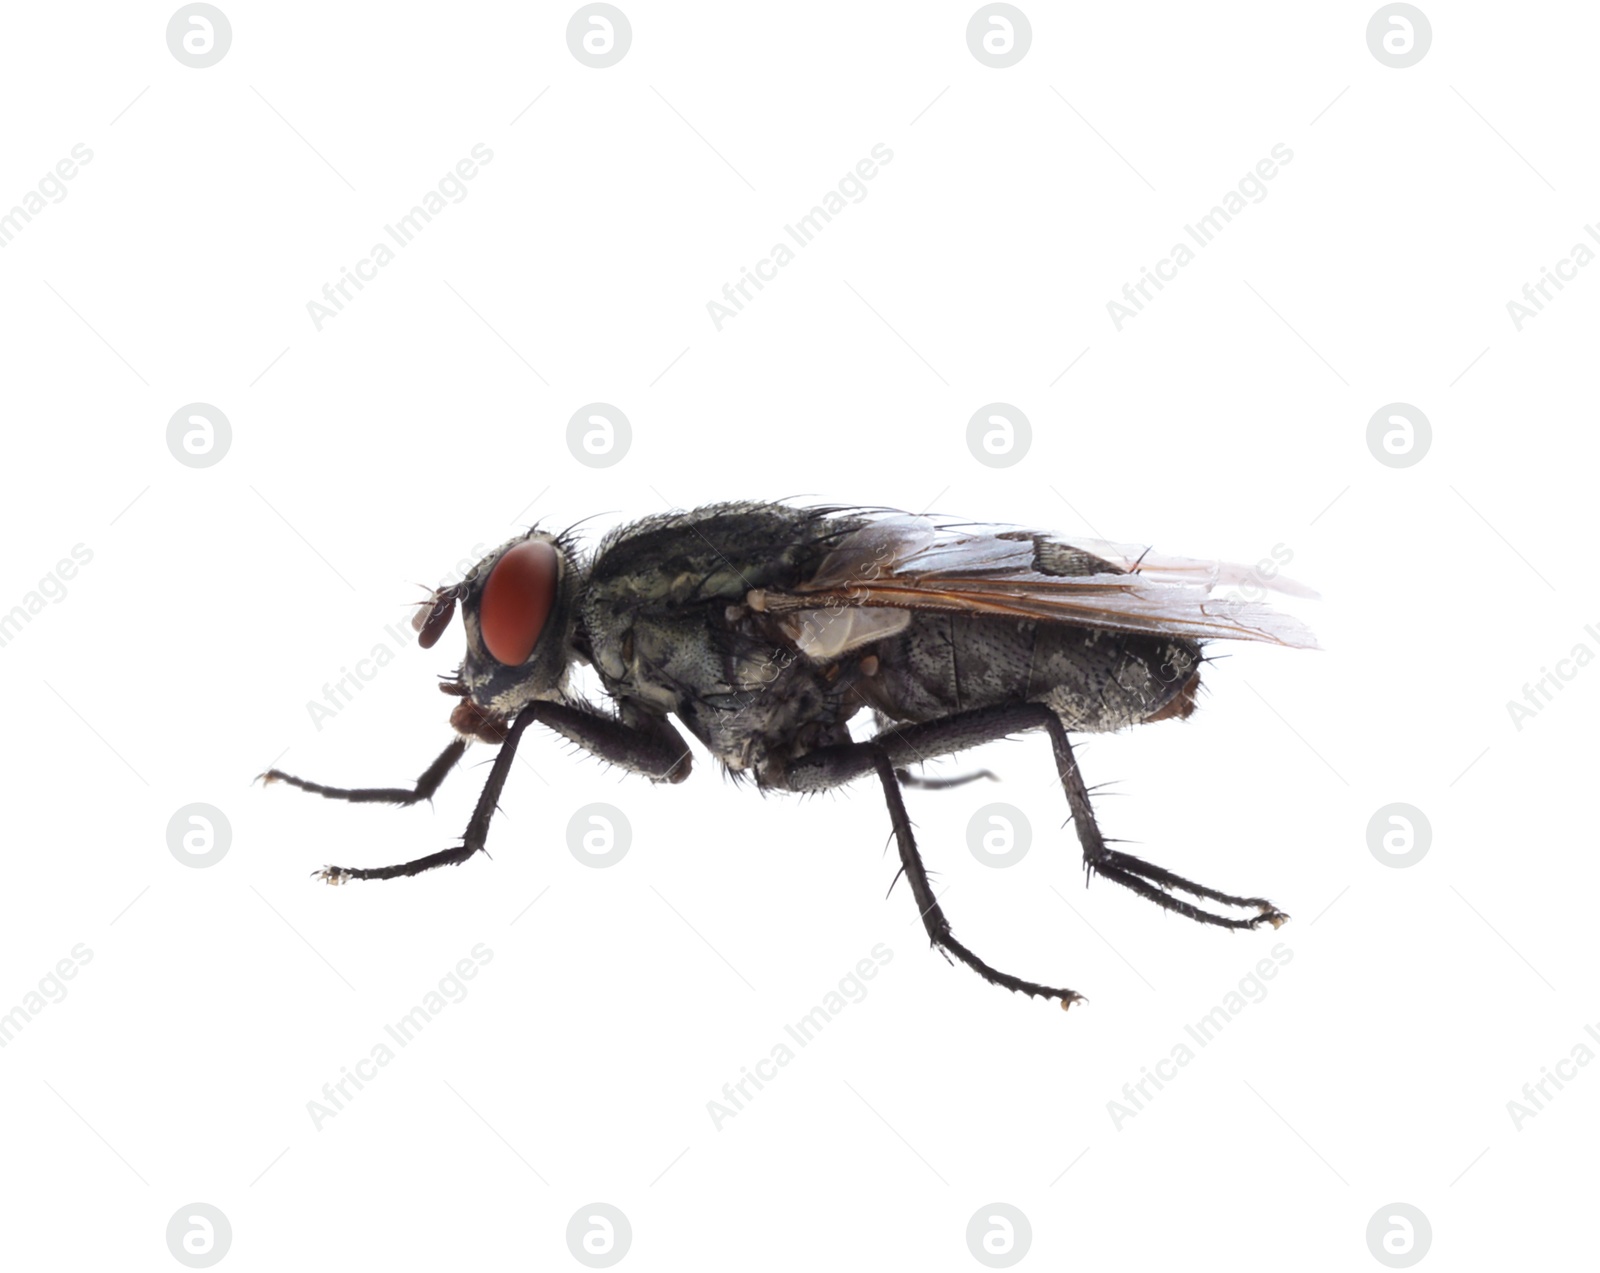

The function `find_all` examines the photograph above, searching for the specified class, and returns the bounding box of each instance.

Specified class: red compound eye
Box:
[478,540,558,666]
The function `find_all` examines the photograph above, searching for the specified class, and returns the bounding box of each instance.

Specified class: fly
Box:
[261,501,1317,1009]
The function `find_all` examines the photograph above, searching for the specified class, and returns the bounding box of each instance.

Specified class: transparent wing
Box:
[759,514,1319,649]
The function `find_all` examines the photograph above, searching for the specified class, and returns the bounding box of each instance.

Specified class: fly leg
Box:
[268,703,690,883]
[313,707,539,883]
[873,708,995,789]
[1039,713,1287,931]
[783,701,1284,933]
[894,767,997,790]
[533,701,693,783]
[776,730,1082,1007]
[260,737,468,805]
[870,749,1083,1008]
[786,703,1059,786]
[262,703,688,806]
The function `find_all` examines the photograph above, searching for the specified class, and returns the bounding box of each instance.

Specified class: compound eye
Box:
[478,540,559,666]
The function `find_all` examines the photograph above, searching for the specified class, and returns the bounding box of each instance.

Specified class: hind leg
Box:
[1037,711,1286,930]
[791,700,1287,929]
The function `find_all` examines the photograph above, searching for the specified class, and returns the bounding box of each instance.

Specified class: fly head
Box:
[413,530,584,737]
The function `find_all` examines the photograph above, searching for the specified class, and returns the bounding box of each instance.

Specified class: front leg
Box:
[275,701,691,883]
[535,701,693,783]
[260,738,468,805]
[316,706,539,883]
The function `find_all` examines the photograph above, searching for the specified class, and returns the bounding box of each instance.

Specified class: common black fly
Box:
[262,502,1317,1009]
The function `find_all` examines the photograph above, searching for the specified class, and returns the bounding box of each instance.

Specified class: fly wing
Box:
[760,514,1319,649]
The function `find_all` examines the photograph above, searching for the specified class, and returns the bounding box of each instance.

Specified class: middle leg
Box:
[776,725,1084,1007]
[870,748,1083,1007]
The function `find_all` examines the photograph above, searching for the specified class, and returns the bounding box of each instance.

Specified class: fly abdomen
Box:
[857,613,1201,733]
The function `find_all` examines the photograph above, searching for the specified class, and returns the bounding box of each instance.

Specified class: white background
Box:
[1,2,1594,1269]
